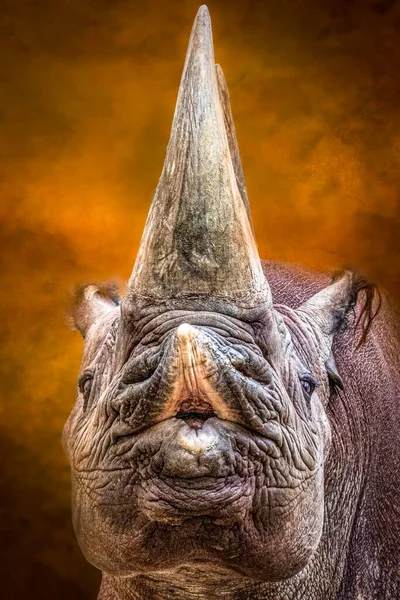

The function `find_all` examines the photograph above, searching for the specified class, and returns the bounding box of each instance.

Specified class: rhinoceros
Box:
[63,5,400,599]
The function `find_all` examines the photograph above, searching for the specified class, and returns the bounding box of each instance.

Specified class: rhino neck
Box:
[97,540,351,600]
[98,567,250,600]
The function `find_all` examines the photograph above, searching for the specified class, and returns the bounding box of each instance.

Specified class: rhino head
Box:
[63,5,368,588]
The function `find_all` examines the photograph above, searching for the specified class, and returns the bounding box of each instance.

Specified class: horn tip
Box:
[194,5,212,29]
[186,5,213,66]
[197,5,210,18]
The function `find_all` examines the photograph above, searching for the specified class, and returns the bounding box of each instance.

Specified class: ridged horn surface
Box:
[215,63,251,225]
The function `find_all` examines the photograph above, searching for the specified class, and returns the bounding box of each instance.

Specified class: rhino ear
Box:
[297,271,380,347]
[69,283,120,338]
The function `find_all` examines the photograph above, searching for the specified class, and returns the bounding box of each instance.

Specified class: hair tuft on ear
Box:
[330,270,382,347]
[297,269,382,350]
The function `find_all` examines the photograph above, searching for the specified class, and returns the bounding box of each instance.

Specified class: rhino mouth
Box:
[175,399,217,429]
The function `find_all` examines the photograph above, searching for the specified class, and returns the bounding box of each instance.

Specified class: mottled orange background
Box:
[1,0,400,598]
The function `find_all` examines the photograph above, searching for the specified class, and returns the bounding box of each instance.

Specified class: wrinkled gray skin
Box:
[63,6,400,600]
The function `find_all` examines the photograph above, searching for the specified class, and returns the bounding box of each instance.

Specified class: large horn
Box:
[127,5,271,307]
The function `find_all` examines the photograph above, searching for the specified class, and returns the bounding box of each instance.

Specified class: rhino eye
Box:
[78,371,94,406]
[300,375,318,398]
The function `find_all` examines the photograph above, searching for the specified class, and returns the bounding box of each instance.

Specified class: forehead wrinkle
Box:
[126,310,257,347]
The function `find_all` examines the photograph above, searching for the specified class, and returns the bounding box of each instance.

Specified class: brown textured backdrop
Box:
[1,0,400,598]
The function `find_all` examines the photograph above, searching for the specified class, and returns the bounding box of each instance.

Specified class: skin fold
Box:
[63,6,400,600]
